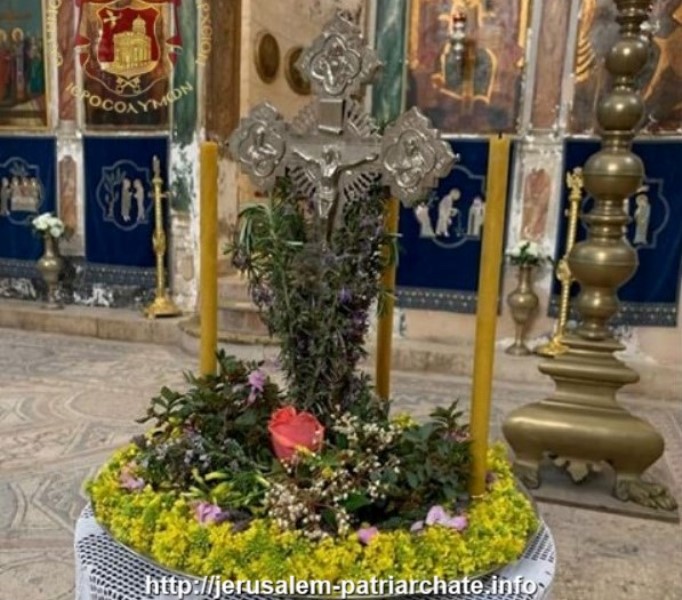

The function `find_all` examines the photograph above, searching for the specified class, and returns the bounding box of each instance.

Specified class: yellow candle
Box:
[375,196,400,402]
[199,142,219,376]
[469,135,512,497]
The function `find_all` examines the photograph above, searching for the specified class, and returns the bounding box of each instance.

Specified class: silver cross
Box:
[228,13,456,238]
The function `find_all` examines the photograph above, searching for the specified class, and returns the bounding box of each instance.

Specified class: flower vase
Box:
[505,264,539,356]
[37,234,64,309]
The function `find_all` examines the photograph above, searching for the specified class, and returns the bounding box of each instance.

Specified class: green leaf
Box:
[406,472,420,489]
[343,493,372,512]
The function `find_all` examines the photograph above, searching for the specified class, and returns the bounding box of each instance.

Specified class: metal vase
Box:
[505,264,539,356]
[37,234,64,310]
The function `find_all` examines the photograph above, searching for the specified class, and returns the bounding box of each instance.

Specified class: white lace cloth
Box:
[75,505,556,600]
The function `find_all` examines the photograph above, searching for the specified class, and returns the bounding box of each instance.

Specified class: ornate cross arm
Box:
[227,103,287,193]
[381,108,458,206]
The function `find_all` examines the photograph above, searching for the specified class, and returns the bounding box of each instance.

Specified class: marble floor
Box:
[0,327,680,600]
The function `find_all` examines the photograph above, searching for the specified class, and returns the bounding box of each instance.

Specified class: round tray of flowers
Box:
[87,183,538,588]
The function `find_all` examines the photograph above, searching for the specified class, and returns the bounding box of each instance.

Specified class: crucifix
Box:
[228,13,457,243]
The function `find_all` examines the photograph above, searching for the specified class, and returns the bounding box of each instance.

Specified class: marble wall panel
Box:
[57,0,76,123]
[530,0,570,130]
[206,0,241,141]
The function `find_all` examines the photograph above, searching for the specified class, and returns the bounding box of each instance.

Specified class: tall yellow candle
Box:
[199,142,219,376]
[469,135,511,497]
[375,196,400,402]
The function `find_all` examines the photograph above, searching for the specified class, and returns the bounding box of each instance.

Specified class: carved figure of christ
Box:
[290,139,380,240]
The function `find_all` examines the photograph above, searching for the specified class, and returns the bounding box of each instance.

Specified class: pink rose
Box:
[268,406,324,461]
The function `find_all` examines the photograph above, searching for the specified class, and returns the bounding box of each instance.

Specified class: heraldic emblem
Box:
[75,0,182,97]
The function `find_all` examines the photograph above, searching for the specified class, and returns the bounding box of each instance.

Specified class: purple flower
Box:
[119,464,145,491]
[357,526,379,545]
[338,288,353,304]
[425,505,448,526]
[194,501,223,525]
[247,369,267,403]
[410,521,425,533]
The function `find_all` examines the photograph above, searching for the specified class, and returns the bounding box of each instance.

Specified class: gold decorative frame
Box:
[254,31,280,84]
[284,46,310,95]
[0,0,52,130]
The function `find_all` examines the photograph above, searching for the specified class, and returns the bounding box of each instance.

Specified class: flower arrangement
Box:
[87,179,538,584]
[507,240,549,267]
[32,212,66,239]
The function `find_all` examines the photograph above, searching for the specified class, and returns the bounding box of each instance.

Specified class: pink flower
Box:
[119,463,145,491]
[268,406,325,461]
[357,526,379,545]
[422,505,469,532]
[194,501,223,525]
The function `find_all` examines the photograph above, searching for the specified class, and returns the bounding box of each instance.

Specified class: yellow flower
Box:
[88,441,539,583]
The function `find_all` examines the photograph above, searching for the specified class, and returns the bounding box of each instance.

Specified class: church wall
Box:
[378,0,682,397]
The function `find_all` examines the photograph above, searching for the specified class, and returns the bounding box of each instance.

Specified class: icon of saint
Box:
[0,30,12,102]
[121,177,132,222]
[467,196,485,237]
[133,179,146,223]
[436,189,461,237]
[415,204,436,238]
[0,177,10,215]
[633,193,651,245]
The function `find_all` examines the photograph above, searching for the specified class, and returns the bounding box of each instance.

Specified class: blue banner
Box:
[0,136,56,260]
[554,139,682,326]
[396,138,511,313]
[84,136,169,268]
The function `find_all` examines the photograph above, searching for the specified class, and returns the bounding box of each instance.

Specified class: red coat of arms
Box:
[75,0,182,97]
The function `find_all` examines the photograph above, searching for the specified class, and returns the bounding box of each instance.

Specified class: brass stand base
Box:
[525,458,679,523]
[145,294,182,319]
[503,335,678,512]
[535,335,569,358]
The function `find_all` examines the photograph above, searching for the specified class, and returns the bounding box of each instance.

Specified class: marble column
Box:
[372,0,408,124]
[172,0,198,146]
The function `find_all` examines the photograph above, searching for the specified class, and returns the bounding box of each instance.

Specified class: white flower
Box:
[32,212,65,238]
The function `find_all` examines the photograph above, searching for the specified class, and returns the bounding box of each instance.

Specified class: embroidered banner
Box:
[0,136,56,261]
[0,0,49,128]
[397,138,511,313]
[84,135,168,268]
[74,0,183,129]
[552,139,682,327]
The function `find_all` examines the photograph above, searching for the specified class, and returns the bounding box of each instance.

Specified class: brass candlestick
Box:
[145,156,181,319]
[504,0,676,511]
[536,168,584,357]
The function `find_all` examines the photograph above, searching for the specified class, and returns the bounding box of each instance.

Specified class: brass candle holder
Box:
[536,167,584,357]
[504,0,676,512]
[145,156,182,319]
